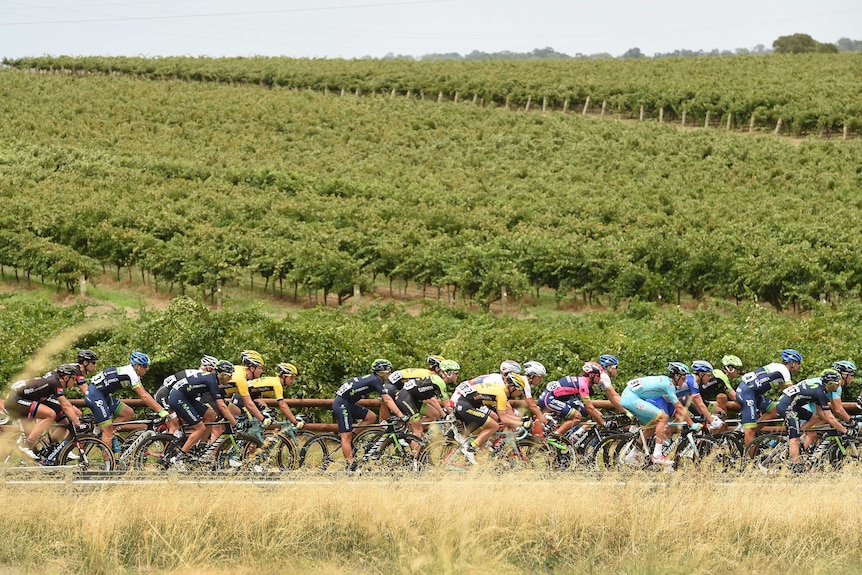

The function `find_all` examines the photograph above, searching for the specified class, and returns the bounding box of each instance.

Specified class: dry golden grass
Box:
[2,470,862,575]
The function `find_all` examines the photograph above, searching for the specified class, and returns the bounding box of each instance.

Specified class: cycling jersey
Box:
[776,378,832,439]
[246,376,286,401]
[5,373,66,418]
[738,363,792,394]
[335,373,387,403]
[221,365,251,397]
[161,369,201,390]
[174,371,227,401]
[89,365,142,394]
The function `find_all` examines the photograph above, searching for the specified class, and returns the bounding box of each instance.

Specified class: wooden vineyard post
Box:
[749,114,755,132]
[659,108,664,123]
[542,96,548,112]
[640,106,645,121]
[501,285,508,315]
[844,124,849,141]
[704,111,710,128]
[726,114,732,131]
[582,96,590,115]
[681,110,686,127]
[525,96,532,111]
[563,98,569,113]
[601,100,607,116]
[438,91,444,103]
[454,92,460,103]
[774,118,782,135]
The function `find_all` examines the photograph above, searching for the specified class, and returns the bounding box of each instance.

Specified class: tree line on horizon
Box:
[382,34,861,61]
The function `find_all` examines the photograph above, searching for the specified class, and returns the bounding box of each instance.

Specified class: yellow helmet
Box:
[241,350,264,367]
[276,362,298,376]
[506,373,527,391]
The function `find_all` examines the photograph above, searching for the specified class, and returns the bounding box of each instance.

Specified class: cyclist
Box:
[801,360,856,451]
[74,349,99,394]
[224,350,272,433]
[332,359,406,472]
[714,354,743,415]
[393,369,447,445]
[536,362,607,436]
[452,372,528,459]
[595,354,626,414]
[736,349,802,446]
[680,360,724,431]
[5,364,87,459]
[83,352,168,454]
[154,355,217,435]
[776,368,850,468]
[381,355,447,420]
[523,361,549,426]
[167,360,239,468]
[245,362,306,429]
[619,363,701,466]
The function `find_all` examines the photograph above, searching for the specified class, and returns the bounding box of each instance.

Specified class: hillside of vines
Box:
[2,65,862,313]
[6,54,862,134]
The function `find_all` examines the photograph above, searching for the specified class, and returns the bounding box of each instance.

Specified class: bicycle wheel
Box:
[418,437,475,472]
[493,438,553,473]
[545,434,578,471]
[743,433,789,473]
[359,434,422,474]
[134,433,179,471]
[214,433,260,472]
[244,433,298,472]
[299,434,347,474]
[828,436,862,470]
[58,437,115,471]
[673,436,732,472]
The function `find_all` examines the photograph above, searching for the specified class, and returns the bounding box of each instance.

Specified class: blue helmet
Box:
[667,362,690,376]
[129,351,150,367]
[691,360,714,373]
[781,349,803,364]
[833,360,857,376]
[598,354,619,368]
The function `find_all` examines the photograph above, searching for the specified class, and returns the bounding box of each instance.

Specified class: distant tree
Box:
[836,38,862,52]
[773,33,838,54]
[621,47,644,59]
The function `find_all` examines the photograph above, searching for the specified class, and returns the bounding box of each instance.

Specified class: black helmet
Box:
[77,349,98,363]
[215,360,235,375]
[56,363,80,377]
[371,359,392,373]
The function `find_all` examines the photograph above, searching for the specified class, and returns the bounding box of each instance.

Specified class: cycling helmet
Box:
[129,352,150,367]
[241,350,264,367]
[833,360,857,376]
[77,349,98,363]
[505,373,527,391]
[582,362,602,376]
[276,362,298,376]
[667,362,690,376]
[820,368,841,385]
[500,360,523,375]
[214,360,235,375]
[427,355,445,370]
[371,359,393,373]
[598,354,619,368]
[691,360,714,374]
[781,349,803,364]
[200,355,218,370]
[55,363,80,377]
[721,355,743,368]
[524,361,547,377]
[440,359,460,372]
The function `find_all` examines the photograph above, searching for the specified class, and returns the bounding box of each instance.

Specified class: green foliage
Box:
[6,297,862,401]
[773,34,838,54]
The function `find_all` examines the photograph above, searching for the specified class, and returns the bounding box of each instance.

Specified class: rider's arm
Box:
[815,405,847,434]
[603,386,626,413]
[582,399,606,426]
[132,385,168,415]
[57,395,82,426]
[276,398,300,425]
[671,401,695,426]
[381,393,404,418]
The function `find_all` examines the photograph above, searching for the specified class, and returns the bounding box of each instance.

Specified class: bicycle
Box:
[6,416,115,471]
[111,413,169,471]
[243,415,308,473]
[133,417,263,472]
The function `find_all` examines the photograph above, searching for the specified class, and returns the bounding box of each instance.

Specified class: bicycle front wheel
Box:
[133,433,179,472]
[58,437,115,471]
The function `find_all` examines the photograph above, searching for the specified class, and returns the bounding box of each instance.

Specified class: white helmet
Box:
[524,361,547,377]
[500,360,523,376]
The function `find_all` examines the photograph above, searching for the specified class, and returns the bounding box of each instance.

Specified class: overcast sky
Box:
[0,0,859,59]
